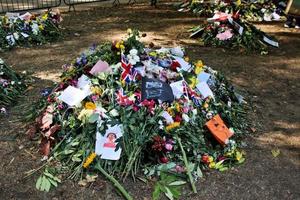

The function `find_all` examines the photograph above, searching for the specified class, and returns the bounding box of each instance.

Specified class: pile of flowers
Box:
[177,0,286,21]
[189,12,279,54]
[0,58,26,115]
[0,10,62,51]
[28,30,248,199]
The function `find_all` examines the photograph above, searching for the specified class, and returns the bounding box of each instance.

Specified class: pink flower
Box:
[216,29,233,41]
[91,95,99,102]
[132,105,140,112]
[165,143,173,151]
[175,165,185,173]
[57,103,64,110]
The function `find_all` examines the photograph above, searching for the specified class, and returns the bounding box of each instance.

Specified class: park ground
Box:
[0,2,299,200]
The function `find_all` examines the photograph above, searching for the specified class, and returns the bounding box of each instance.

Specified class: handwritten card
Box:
[197,72,211,83]
[262,36,279,47]
[228,18,244,35]
[90,60,111,75]
[95,124,122,160]
[196,82,214,99]
[173,56,192,72]
[19,12,32,21]
[58,86,88,106]
[170,80,184,99]
[206,114,233,145]
[141,77,174,103]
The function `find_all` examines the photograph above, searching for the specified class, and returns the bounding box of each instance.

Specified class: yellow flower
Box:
[116,40,125,50]
[42,13,48,21]
[78,109,94,121]
[184,56,190,62]
[39,25,44,30]
[83,152,97,168]
[203,102,209,109]
[225,150,233,157]
[209,161,216,169]
[90,86,102,95]
[188,76,198,89]
[127,28,132,34]
[166,122,180,131]
[167,107,175,117]
[195,60,204,75]
[149,51,157,57]
[175,103,181,112]
[208,156,214,163]
[235,151,243,161]
[85,102,96,110]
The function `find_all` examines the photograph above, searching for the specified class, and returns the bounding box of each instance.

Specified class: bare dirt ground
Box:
[0,2,299,200]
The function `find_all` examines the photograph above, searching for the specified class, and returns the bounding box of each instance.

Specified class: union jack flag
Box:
[121,54,138,83]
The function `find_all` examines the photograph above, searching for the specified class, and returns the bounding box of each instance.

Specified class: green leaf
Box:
[43,171,54,179]
[152,184,162,200]
[165,187,174,200]
[63,149,74,155]
[72,156,82,162]
[43,177,51,192]
[196,166,203,178]
[36,176,43,190]
[48,178,58,187]
[168,181,186,186]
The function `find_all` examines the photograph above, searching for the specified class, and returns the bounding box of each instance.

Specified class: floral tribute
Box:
[0,10,62,51]
[189,12,279,54]
[0,58,26,114]
[177,0,286,22]
[28,30,248,199]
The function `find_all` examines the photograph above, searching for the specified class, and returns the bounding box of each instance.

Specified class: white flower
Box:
[0,107,6,114]
[31,23,39,35]
[11,81,15,85]
[13,32,19,40]
[182,113,190,123]
[78,109,94,121]
[127,49,140,65]
[109,109,119,117]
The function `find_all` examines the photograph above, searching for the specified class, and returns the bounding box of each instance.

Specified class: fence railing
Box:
[0,0,135,14]
[0,0,62,14]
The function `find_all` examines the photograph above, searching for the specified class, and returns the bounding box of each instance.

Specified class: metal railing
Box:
[0,0,62,13]
[63,0,123,8]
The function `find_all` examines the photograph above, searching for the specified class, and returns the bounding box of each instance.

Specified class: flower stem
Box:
[176,135,197,194]
[95,163,133,200]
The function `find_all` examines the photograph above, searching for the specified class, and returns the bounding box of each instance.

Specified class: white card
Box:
[263,36,279,47]
[170,80,184,99]
[58,86,88,106]
[173,56,192,72]
[197,72,211,83]
[161,111,174,124]
[77,74,91,89]
[196,82,214,99]
[21,32,29,38]
[95,124,122,160]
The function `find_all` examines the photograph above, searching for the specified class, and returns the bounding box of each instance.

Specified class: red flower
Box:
[152,135,166,152]
[174,115,182,122]
[170,61,180,71]
[159,156,169,163]
[201,154,210,164]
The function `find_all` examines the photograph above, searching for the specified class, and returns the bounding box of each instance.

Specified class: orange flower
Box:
[85,102,96,110]
[83,152,97,168]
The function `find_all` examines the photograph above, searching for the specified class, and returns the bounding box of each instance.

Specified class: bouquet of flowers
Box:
[27,30,249,199]
[189,12,279,54]
[177,0,286,21]
[0,58,26,114]
[0,10,62,51]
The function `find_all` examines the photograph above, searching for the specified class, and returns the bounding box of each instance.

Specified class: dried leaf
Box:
[41,112,53,130]
[40,138,51,156]
[26,124,37,140]
[44,124,61,138]
[271,149,280,157]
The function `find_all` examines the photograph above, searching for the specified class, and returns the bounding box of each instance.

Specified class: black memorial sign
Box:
[141,77,174,103]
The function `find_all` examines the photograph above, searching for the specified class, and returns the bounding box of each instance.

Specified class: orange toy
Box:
[205,114,233,145]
